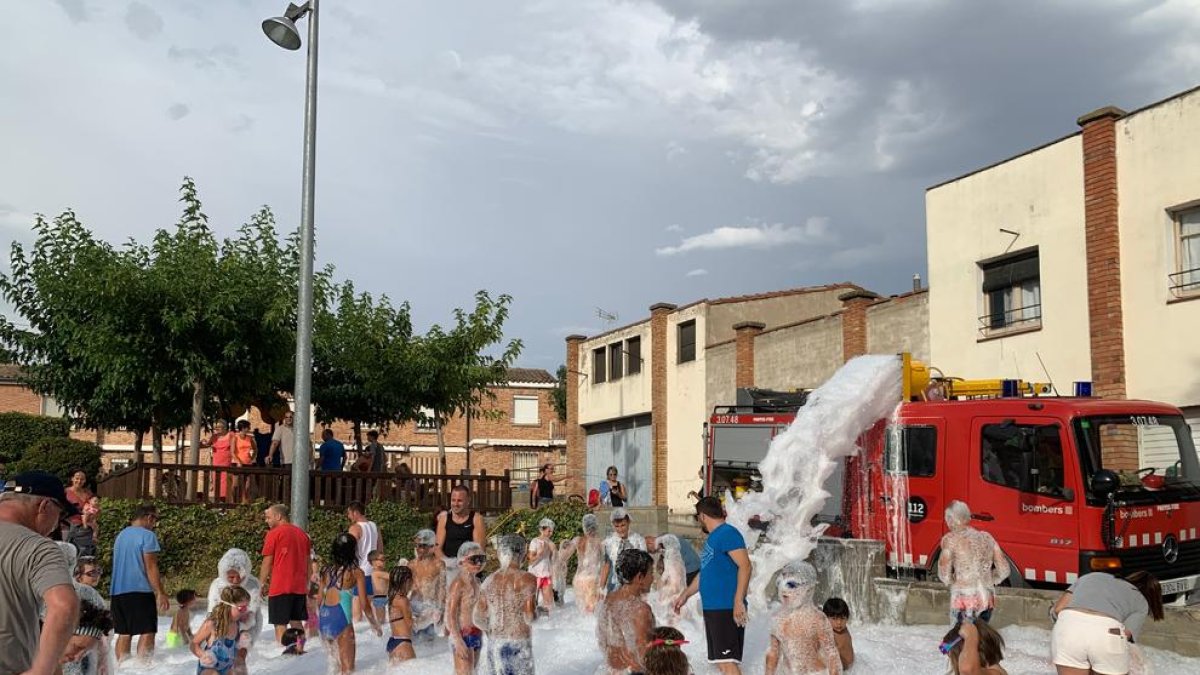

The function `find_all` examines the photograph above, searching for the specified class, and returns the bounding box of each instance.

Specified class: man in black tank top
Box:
[437,485,486,560]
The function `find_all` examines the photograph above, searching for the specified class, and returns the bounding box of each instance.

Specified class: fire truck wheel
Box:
[997,552,1027,589]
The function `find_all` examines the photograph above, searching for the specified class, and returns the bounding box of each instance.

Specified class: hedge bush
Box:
[92,499,593,596]
[0,412,70,463]
[95,499,430,596]
[10,437,102,486]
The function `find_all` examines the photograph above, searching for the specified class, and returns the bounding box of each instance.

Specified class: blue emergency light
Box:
[1001,379,1019,397]
[1073,381,1093,397]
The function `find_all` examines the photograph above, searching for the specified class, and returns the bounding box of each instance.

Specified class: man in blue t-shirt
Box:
[673,496,751,674]
[316,428,346,471]
[111,504,169,661]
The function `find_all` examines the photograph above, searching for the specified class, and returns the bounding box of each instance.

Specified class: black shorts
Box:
[112,592,158,636]
[268,593,308,625]
[703,609,745,663]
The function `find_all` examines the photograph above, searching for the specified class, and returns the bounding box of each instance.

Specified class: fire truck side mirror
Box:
[1090,470,1120,497]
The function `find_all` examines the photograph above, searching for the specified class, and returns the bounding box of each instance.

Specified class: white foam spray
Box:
[725,354,902,608]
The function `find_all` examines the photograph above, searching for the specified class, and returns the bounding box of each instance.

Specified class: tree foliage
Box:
[10,437,103,485]
[0,412,70,464]
[0,179,297,459]
[312,281,417,448]
[551,364,567,423]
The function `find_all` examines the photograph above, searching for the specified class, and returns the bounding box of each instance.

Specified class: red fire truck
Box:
[704,354,1200,597]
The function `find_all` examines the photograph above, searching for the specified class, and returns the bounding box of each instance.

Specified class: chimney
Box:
[838,289,882,361]
[564,334,587,497]
[912,273,922,292]
[733,321,766,389]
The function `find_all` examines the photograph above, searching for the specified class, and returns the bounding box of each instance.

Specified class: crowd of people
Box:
[0,466,1173,675]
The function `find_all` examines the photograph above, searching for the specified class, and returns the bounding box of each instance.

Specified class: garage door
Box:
[585,415,652,506]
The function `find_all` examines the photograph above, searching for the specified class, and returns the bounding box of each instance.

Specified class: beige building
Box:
[926,84,1200,466]
[565,284,929,512]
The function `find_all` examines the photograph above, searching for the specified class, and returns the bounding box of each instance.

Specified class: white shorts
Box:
[1051,609,1130,675]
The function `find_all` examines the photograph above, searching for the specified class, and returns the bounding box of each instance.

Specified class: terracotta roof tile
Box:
[707,283,860,305]
[505,367,557,384]
[0,364,24,382]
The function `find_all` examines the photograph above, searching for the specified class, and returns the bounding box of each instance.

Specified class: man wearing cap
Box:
[111,503,170,661]
[0,471,81,675]
[598,507,648,595]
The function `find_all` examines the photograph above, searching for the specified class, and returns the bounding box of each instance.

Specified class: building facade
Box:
[566,284,929,512]
[926,85,1200,468]
[0,366,564,479]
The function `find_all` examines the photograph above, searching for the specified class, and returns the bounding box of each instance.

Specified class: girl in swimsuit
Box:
[191,586,251,675]
[320,533,383,675]
[387,564,417,662]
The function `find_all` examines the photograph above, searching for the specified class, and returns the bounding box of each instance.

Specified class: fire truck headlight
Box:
[1088,557,1123,572]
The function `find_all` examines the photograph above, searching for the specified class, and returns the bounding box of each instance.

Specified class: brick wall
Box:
[0,383,42,415]
[733,321,764,388]
[565,335,586,496]
[838,290,880,362]
[650,303,675,506]
[1078,106,1128,402]
[1078,107,1133,470]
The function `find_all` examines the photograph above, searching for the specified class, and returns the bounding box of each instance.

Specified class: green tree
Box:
[312,281,418,449]
[551,364,567,423]
[0,211,183,455]
[412,291,523,474]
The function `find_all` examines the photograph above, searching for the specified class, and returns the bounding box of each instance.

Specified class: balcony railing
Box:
[1168,268,1200,298]
[978,304,1042,338]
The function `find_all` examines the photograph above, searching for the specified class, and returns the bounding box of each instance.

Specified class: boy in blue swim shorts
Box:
[473,535,537,675]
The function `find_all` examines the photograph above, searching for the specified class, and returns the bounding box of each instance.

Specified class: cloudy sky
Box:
[2,1,1199,370]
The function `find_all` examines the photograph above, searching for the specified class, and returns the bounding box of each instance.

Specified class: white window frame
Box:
[1172,205,1200,298]
[513,396,539,425]
[416,407,438,433]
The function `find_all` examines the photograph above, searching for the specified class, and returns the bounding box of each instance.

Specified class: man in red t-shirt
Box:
[258,503,312,643]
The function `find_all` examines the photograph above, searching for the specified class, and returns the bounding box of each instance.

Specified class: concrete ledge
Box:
[871,578,1200,657]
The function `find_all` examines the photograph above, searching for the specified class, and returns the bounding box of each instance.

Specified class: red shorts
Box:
[537,577,551,589]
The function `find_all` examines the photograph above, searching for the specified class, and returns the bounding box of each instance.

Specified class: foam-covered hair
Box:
[582,513,599,534]
[656,533,679,552]
[457,541,484,559]
[497,534,527,568]
[944,500,971,529]
[538,517,555,530]
[413,529,436,546]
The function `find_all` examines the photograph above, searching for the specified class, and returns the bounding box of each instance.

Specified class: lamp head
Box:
[262,16,302,50]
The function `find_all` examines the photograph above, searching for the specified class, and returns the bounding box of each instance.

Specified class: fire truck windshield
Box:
[1072,414,1200,486]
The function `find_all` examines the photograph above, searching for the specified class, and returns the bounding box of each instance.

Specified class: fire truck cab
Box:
[706,354,1200,597]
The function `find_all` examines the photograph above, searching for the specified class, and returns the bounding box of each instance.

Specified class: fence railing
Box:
[96,462,511,514]
[1168,268,1200,298]
[977,303,1042,337]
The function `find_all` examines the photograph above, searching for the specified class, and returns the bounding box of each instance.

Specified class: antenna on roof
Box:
[596,307,618,326]
[1035,351,1059,396]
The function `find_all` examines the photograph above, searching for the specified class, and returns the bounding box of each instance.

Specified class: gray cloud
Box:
[166,103,190,121]
[53,0,89,23]
[167,44,240,70]
[125,2,164,40]
[228,115,255,134]
[0,203,15,218]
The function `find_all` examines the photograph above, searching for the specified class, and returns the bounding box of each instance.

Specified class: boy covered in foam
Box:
[566,514,604,613]
[596,549,656,675]
[410,529,448,639]
[652,534,689,624]
[937,501,1009,622]
[765,561,842,675]
[446,542,487,674]
[473,534,538,675]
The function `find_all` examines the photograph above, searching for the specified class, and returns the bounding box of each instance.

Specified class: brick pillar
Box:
[1077,106,1127,401]
[1078,106,1132,470]
[733,321,765,389]
[649,303,676,506]
[565,334,587,497]
[838,290,881,361]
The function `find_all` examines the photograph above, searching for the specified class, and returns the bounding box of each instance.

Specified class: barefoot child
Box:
[386,565,416,662]
[596,549,656,675]
[473,535,538,675]
[570,514,604,613]
[167,589,197,649]
[191,586,251,675]
[410,529,447,640]
[446,542,486,674]
[822,598,855,671]
[318,533,383,675]
[369,551,390,624]
[765,561,841,675]
[528,518,557,614]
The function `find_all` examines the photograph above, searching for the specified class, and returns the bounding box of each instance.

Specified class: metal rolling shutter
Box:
[585,415,653,506]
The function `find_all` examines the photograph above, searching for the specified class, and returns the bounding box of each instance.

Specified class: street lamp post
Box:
[263,0,319,528]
